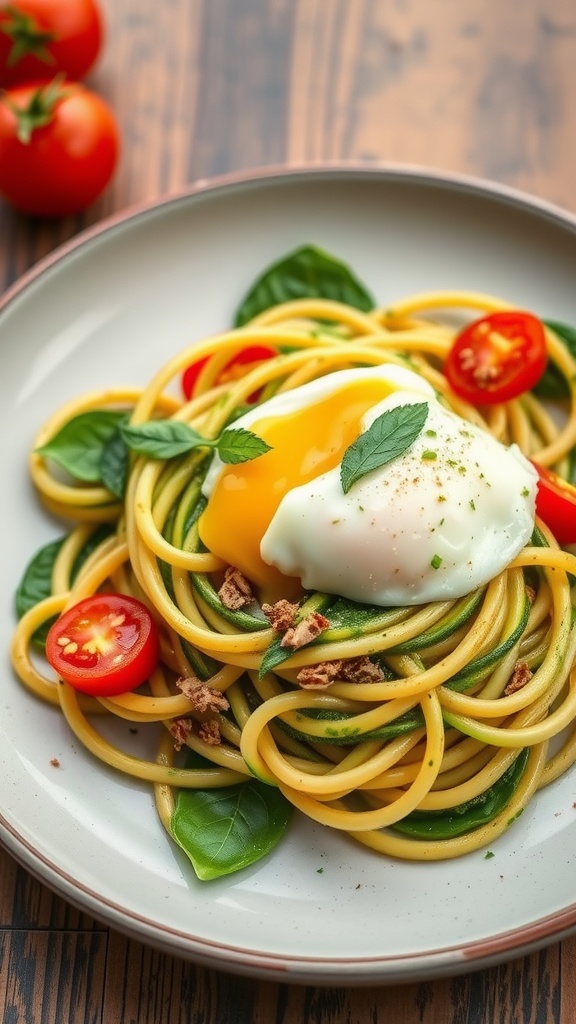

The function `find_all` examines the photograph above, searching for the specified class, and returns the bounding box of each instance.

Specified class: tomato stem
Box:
[1,5,55,68]
[4,74,71,144]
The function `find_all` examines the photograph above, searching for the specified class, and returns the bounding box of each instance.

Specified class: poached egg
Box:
[199,365,537,606]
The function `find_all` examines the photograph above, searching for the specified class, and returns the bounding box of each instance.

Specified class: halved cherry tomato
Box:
[532,462,576,545]
[182,344,277,402]
[444,311,547,405]
[45,593,160,696]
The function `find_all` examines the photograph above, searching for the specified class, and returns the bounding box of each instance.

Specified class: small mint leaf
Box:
[340,402,429,494]
[217,427,272,464]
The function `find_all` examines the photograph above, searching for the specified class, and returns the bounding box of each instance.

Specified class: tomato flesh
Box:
[46,594,160,696]
[532,463,576,545]
[182,345,277,402]
[444,311,547,405]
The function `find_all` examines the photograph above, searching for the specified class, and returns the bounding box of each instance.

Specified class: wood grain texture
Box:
[2,0,576,1020]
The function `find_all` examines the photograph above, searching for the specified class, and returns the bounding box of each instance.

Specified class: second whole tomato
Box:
[0,77,120,216]
[0,0,103,86]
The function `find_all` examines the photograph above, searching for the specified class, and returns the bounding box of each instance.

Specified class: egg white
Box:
[261,391,537,604]
[203,365,538,606]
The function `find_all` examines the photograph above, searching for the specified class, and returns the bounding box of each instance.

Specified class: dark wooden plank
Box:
[0,846,103,931]
[96,933,572,1023]
[0,929,107,1024]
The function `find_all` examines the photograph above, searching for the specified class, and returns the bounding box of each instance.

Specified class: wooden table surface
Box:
[2,1,576,1020]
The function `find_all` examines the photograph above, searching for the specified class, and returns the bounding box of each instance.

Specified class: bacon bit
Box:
[525,584,536,604]
[176,676,230,713]
[504,661,533,696]
[170,717,193,751]
[199,720,221,746]
[281,612,330,650]
[50,758,61,768]
[296,655,384,689]
[297,661,344,689]
[262,599,299,632]
[218,565,255,610]
[340,656,385,684]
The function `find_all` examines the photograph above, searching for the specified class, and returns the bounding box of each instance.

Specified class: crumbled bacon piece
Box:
[297,661,344,689]
[170,717,193,751]
[199,720,221,746]
[218,565,255,610]
[50,758,61,768]
[176,676,230,713]
[281,612,330,650]
[262,599,299,632]
[296,655,384,689]
[340,656,385,684]
[525,584,536,604]
[504,661,533,696]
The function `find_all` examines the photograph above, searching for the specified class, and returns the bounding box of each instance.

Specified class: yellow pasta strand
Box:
[11,287,576,869]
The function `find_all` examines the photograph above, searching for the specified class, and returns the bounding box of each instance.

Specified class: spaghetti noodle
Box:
[11,268,576,872]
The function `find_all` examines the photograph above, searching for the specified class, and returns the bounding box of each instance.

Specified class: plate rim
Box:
[3,161,576,984]
[3,808,576,984]
[2,159,576,319]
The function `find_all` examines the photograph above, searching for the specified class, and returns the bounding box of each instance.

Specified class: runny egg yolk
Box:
[198,378,396,597]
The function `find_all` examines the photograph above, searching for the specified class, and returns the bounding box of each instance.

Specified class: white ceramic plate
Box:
[2,166,576,986]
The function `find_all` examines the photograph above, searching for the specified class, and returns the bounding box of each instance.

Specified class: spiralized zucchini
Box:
[11,286,576,865]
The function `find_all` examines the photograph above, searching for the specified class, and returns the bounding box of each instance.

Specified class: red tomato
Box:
[0,78,119,215]
[444,311,547,405]
[532,462,576,545]
[0,0,103,86]
[45,594,160,697]
[182,344,277,401]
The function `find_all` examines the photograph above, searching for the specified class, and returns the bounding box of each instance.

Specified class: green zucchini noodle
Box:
[11,288,576,864]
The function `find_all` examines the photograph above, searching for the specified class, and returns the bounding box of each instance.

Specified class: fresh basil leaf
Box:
[36,410,127,483]
[340,402,429,494]
[100,426,129,498]
[234,244,375,326]
[121,419,207,459]
[533,320,576,399]
[217,427,272,464]
[171,779,292,880]
[15,537,64,642]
